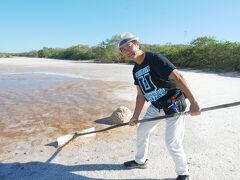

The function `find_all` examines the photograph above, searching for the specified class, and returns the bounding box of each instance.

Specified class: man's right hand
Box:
[129,117,139,126]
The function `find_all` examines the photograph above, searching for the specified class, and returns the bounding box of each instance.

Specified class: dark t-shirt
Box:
[132,52,180,104]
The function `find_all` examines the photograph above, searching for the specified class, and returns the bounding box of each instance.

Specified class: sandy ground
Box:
[0,57,240,180]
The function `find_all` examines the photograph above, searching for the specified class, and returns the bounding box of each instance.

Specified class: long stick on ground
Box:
[47,101,240,163]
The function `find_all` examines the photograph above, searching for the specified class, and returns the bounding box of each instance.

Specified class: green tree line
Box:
[6,36,240,72]
[0,53,11,58]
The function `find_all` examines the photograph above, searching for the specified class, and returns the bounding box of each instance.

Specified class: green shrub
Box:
[11,36,240,72]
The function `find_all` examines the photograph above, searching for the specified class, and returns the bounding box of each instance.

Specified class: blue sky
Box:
[0,0,239,53]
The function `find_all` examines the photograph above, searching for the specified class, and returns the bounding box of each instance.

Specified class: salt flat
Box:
[0,57,240,180]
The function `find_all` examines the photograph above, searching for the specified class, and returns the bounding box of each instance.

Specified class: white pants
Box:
[135,104,189,176]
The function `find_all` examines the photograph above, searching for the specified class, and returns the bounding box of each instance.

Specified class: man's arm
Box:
[169,69,201,116]
[129,85,146,126]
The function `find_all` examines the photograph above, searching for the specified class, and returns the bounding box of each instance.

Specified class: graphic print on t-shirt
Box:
[135,65,167,102]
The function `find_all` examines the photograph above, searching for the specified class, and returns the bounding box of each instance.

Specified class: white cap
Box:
[118,32,139,49]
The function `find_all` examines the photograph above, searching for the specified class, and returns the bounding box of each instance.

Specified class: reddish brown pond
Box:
[0,73,133,156]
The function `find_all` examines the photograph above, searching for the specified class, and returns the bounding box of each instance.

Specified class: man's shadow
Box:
[2,117,174,179]
[0,161,174,180]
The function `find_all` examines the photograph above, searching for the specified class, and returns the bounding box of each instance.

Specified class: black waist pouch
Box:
[152,91,187,115]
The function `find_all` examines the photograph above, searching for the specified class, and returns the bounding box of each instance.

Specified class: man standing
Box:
[118,32,200,180]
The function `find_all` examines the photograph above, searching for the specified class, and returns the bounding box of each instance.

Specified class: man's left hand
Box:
[189,101,201,116]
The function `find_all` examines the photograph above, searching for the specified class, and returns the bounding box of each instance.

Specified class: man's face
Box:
[120,41,140,60]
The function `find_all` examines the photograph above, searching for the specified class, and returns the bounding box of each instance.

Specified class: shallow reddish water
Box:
[0,73,132,156]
